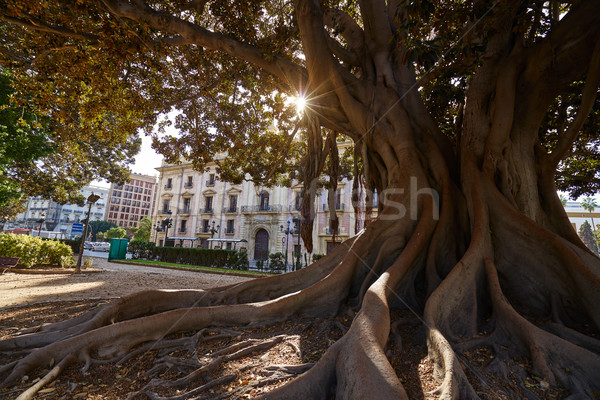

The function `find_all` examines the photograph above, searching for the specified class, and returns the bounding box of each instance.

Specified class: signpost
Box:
[71,223,84,236]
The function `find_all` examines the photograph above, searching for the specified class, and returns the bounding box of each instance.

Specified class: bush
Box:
[312,253,325,262]
[0,233,74,268]
[268,252,286,273]
[128,241,156,260]
[133,245,249,271]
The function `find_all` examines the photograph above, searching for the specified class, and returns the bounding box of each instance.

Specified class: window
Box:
[180,220,187,233]
[226,219,234,234]
[183,198,191,213]
[165,178,173,189]
[202,219,210,233]
[228,195,237,212]
[335,189,342,210]
[259,191,270,211]
[226,242,232,250]
[185,176,193,188]
[162,200,170,213]
[204,196,213,212]
[295,193,302,210]
[207,173,215,186]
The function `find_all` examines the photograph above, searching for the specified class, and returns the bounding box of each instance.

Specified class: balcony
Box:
[202,208,214,214]
[200,227,210,233]
[322,203,345,211]
[179,207,191,215]
[164,184,173,190]
[224,207,238,213]
[179,228,187,233]
[288,204,301,211]
[225,229,235,235]
[159,209,172,215]
[184,182,193,188]
[241,205,283,213]
[206,179,215,186]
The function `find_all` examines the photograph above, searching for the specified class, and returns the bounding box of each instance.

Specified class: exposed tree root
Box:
[2,176,600,400]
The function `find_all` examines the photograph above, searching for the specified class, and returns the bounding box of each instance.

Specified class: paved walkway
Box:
[0,257,255,309]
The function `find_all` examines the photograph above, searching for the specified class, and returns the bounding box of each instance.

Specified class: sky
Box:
[91,134,163,188]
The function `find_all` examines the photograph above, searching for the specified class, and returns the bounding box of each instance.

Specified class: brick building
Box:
[106,173,158,228]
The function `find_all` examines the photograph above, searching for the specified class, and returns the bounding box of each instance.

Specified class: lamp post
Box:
[37,212,46,237]
[295,215,301,270]
[280,220,293,272]
[76,193,101,273]
[209,220,220,249]
[162,211,173,247]
[154,222,163,246]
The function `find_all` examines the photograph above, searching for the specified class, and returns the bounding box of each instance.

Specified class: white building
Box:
[152,158,365,260]
[16,185,109,238]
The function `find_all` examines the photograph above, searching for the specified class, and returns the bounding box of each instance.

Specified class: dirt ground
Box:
[1,259,555,399]
[0,257,254,309]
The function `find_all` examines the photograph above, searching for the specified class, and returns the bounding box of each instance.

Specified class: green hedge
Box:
[0,233,74,268]
[130,243,249,271]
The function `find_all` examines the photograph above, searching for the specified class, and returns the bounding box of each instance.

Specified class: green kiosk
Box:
[108,238,129,261]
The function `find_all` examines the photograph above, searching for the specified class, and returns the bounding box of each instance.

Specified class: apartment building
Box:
[152,158,364,260]
[15,185,109,237]
[105,173,158,229]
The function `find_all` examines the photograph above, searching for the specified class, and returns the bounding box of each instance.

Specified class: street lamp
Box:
[280,220,293,272]
[154,221,163,246]
[76,193,101,273]
[209,220,220,249]
[37,212,46,237]
[294,216,301,270]
[162,211,173,247]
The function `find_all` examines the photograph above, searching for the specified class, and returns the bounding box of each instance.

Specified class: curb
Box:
[8,268,104,275]
[109,260,271,278]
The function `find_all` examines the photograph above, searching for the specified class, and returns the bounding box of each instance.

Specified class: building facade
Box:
[152,159,365,260]
[105,173,158,229]
[564,201,600,231]
[14,185,109,238]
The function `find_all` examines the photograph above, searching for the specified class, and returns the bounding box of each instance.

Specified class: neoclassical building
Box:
[152,158,365,260]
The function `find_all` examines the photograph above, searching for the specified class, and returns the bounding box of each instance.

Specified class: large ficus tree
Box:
[1,1,600,399]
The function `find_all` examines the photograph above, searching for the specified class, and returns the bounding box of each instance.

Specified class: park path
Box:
[0,257,255,309]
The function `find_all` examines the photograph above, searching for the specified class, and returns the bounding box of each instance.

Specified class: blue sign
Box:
[72,223,84,234]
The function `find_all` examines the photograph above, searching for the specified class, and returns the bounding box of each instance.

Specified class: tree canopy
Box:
[1,1,600,399]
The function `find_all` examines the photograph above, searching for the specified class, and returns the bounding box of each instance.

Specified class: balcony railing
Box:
[241,205,283,213]
[179,228,187,233]
[200,227,210,233]
[224,207,238,213]
[206,179,215,186]
[202,208,214,213]
[179,207,191,214]
[159,209,171,215]
[288,204,302,211]
[225,229,235,234]
[164,184,173,190]
[184,183,193,188]
[322,203,345,211]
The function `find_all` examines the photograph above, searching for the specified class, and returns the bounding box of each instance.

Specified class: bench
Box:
[0,257,20,273]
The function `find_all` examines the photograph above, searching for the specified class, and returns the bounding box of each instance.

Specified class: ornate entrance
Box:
[254,229,269,260]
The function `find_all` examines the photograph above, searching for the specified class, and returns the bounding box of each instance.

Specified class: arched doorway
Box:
[254,229,269,260]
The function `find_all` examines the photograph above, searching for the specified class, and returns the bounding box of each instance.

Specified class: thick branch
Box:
[546,39,600,167]
[101,0,307,92]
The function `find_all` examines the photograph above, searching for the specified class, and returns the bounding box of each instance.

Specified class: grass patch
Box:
[123,259,272,276]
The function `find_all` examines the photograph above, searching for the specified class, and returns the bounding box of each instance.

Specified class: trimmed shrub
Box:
[268,252,286,273]
[128,241,156,260]
[312,253,325,262]
[0,233,74,268]
[134,245,249,271]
